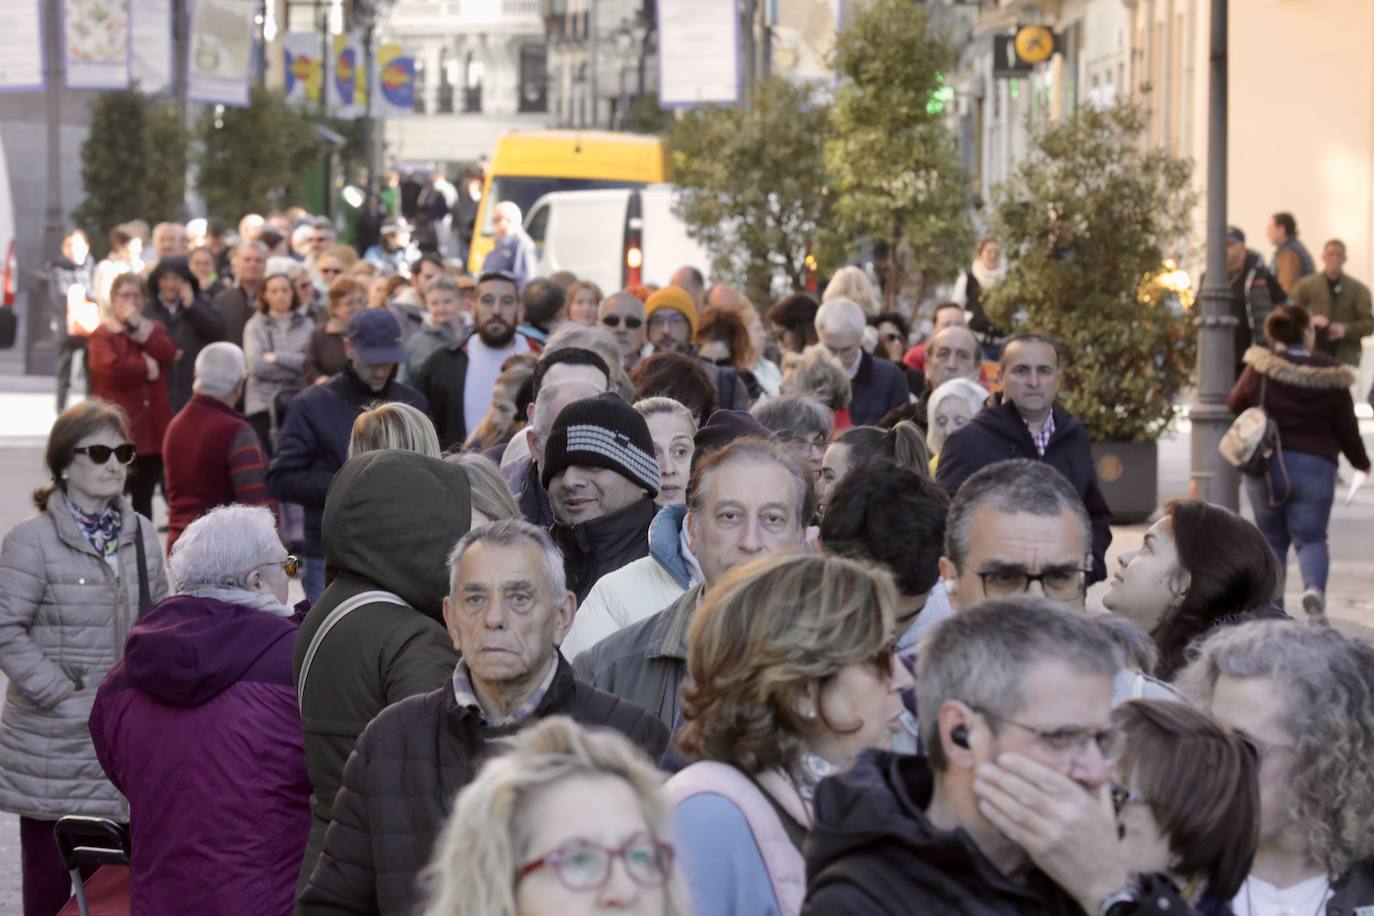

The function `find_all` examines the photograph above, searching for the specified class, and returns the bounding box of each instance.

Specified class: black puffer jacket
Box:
[551,497,656,604]
[804,750,1199,916]
[298,656,668,915]
[292,451,472,908]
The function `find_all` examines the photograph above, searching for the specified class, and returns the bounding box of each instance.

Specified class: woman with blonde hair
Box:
[463,362,534,453]
[666,551,912,916]
[823,265,881,318]
[418,716,689,916]
[443,452,521,523]
[565,280,604,327]
[348,401,442,459]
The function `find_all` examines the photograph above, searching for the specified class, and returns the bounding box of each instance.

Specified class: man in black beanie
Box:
[542,392,661,603]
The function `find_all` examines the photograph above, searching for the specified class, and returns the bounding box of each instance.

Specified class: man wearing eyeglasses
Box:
[804,599,1197,916]
[814,296,910,426]
[299,520,667,916]
[644,286,751,410]
[937,333,1113,583]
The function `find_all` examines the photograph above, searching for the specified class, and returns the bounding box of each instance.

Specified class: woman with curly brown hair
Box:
[665,551,912,916]
[1178,621,1374,916]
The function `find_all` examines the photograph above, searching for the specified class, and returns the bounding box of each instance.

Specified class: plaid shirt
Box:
[1027,410,1056,457]
[451,656,558,727]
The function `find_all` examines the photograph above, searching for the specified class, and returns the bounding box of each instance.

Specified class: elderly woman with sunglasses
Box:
[666,551,912,916]
[90,504,310,916]
[86,271,180,520]
[0,399,168,914]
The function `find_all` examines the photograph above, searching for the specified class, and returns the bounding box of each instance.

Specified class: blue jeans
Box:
[1245,450,1337,593]
[303,553,326,604]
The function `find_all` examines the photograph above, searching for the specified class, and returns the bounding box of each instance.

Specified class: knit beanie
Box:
[541,393,661,497]
[645,286,698,336]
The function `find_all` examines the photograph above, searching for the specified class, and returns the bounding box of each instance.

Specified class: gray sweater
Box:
[243,310,314,417]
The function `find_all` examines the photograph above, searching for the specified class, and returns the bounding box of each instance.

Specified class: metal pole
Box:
[1188,0,1239,509]
[34,0,64,374]
[588,0,599,128]
[740,0,756,93]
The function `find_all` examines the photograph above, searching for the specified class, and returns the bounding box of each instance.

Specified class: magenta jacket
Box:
[89,594,310,916]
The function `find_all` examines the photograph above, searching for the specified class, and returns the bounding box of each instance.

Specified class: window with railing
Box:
[463,53,484,113]
[518,44,547,112]
[437,47,456,113]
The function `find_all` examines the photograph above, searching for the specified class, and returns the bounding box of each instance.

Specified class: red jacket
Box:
[87,322,179,457]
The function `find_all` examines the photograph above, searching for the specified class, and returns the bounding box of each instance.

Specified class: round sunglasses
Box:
[601,315,643,329]
[73,444,137,465]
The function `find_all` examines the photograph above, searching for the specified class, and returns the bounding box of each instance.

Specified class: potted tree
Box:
[982,103,1196,523]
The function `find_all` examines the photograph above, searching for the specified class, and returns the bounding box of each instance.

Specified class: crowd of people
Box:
[0,204,1371,916]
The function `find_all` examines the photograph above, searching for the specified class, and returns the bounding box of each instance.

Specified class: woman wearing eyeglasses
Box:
[666,551,912,916]
[418,716,689,916]
[1110,700,1260,912]
[90,504,310,916]
[87,271,179,520]
[0,399,168,914]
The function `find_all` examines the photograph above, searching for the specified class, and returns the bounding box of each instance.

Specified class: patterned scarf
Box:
[68,500,122,560]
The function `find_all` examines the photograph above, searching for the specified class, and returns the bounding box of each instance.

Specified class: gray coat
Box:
[243,310,314,417]
[0,490,168,820]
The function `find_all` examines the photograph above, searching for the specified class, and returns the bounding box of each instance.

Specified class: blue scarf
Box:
[68,500,121,560]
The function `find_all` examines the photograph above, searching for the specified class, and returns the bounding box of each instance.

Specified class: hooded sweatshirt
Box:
[90,594,310,916]
[802,751,1082,916]
[292,449,472,904]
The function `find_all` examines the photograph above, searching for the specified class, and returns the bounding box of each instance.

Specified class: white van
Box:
[523,185,712,293]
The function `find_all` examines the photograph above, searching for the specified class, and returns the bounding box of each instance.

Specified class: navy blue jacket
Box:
[850,351,911,427]
[935,397,1113,583]
[267,365,428,555]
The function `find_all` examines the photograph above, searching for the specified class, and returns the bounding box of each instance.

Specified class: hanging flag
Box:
[327,32,367,118]
[284,32,322,106]
[374,42,415,118]
[0,1,44,91]
[187,0,254,107]
[64,0,131,90]
[130,0,173,94]
[658,0,738,107]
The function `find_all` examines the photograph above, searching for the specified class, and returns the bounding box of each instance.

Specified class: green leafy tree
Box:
[670,76,829,304]
[72,90,189,253]
[983,103,1196,443]
[195,87,323,219]
[823,0,972,311]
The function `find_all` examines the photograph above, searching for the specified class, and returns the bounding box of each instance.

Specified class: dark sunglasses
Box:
[882,332,904,343]
[602,315,643,329]
[74,444,136,465]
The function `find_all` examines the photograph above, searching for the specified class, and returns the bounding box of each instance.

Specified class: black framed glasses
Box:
[602,315,643,329]
[73,444,137,465]
[1110,782,1145,817]
[970,705,1122,764]
[976,567,1089,600]
[251,555,300,578]
[517,833,674,892]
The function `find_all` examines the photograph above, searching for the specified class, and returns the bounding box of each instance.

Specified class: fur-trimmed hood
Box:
[1242,346,1356,390]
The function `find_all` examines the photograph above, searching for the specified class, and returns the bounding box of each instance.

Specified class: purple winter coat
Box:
[89,595,310,916]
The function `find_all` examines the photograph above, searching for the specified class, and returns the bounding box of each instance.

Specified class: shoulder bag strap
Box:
[134,517,151,619]
[296,589,411,702]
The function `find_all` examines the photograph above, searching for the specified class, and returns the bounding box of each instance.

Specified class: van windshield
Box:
[482,177,645,234]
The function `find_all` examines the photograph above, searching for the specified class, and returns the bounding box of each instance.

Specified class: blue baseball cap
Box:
[346,309,406,364]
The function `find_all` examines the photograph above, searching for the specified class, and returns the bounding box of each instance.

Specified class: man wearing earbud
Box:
[803,599,1195,916]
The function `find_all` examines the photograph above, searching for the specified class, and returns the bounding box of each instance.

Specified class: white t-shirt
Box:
[1232,874,1332,916]
[463,334,530,440]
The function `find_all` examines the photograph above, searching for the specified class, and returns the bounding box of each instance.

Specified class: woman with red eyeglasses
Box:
[665,551,912,916]
[0,398,168,914]
[87,271,179,520]
[417,716,689,916]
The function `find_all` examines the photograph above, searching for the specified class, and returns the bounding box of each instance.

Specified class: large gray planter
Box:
[1092,441,1159,525]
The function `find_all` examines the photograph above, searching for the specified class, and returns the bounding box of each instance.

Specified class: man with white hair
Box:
[148,221,189,271]
[299,519,667,915]
[161,342,277,550]
[480,201,537,289]
[815,296,909,425]
[90,504,309,916]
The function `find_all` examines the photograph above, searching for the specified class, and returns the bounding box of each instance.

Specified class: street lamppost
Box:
[1188,0,1239,510]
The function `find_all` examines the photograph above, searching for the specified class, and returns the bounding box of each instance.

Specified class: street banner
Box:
[187,0,254,107]
[130,0,173,94]
[64,0,131,90]
[768,0,839,85]
[0,1,45,92]
[657,0,738,107]
[326,32,368,118]
[284,32,322,106]
[374,42,415,118]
